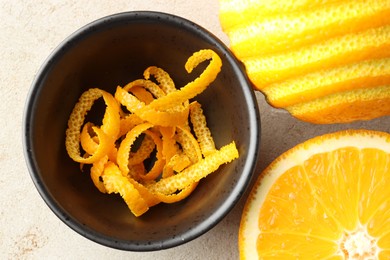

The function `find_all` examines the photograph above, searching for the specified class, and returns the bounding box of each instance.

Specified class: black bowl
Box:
[23,11,260,251]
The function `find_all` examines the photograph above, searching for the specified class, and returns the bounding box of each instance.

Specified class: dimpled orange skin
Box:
[219,0,390,124]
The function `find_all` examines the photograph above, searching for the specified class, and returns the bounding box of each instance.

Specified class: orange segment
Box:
[259,165,342,239]
[239,130,390,259]
[257,233,339,259]
[304,148,361,231]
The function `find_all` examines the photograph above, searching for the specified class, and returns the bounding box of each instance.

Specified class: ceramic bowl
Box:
[23,11,260,251]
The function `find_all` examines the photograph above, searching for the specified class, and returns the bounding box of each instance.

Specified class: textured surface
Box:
[1,0,390,259]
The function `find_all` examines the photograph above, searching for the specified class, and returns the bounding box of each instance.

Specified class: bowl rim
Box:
[22,10,261,251]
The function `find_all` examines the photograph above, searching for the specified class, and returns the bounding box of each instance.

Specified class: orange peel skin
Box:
[115,86,189,127]
[65,88,117,164]
[90,155,108,193]
[143,66,176,94]
[148,142,239,195]
[103,162,149,217]
[147,49,222,110]
[65,49,239,217]
[189,101,216,157]
[117,123,154,176]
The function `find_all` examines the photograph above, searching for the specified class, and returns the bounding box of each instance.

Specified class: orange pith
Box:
[219,0,390,124]
[239,130,390,259]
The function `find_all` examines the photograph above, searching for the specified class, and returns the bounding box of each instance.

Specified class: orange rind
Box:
[65,49,239,217]
[219,0,390,123]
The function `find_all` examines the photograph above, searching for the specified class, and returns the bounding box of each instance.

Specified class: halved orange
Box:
[239,129,390,259]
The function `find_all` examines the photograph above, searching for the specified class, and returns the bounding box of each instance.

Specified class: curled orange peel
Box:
[115,86,189,127]
[124,79,166,100]
[65,88,118,164]
[90,155,108,193]
[103,162,149,217]
[148,142,239,195]
[127,85,155,105]
[65,49,239,217]
[137,130,165,181]
[117,123,154,176]
[189,101,216,157]
[143,66,176,94]
[175,126,203,164]
[147,49,222,110]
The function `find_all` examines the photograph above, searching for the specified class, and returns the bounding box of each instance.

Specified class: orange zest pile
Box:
[239,129,390,259]
[219,0,390,124]
[64,49,239,217]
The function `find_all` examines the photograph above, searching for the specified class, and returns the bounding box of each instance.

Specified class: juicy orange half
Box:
[239,129,390,259]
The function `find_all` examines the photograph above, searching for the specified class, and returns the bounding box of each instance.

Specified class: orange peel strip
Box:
[159,126,179,161]
[138,130,165,181]
[175,126,203,164]
[128,163,145,181]
[124,79,166,99]
[143,66,176,94]
[65,50,240,217]
[80,122,98,155]
[119,114,145,137]
[146,49,222,110]
[103,162,149,217]
[115,86,189,126]
[127,134,156,166]
[168,153,192,172]
[117,123,154,176]
[153,182,199,204]
[90,155,108,193]
[128,85,155,105]
[148,141,239,195]
[163,152,192,178]
[189,101,216,157]
[100,91,121,141]
[126,177,160,207]
[65,88,115,164]
[80,122,118,163]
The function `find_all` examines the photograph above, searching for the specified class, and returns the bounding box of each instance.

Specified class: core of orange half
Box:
[239,129,390,259]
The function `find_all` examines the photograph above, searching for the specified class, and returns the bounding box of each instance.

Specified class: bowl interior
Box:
[24,12,260,251]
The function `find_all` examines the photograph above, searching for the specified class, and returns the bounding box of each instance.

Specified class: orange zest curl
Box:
[65,49,239,217]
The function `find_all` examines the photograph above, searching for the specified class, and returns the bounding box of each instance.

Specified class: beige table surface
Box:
[1,0,390,259]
